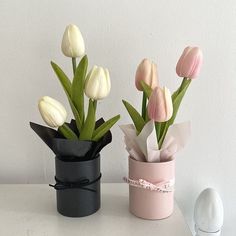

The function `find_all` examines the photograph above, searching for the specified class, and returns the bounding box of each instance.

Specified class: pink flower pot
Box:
[128,156,175,220]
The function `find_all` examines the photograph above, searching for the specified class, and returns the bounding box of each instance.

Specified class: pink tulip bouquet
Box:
[121,46,203,220]
[121,46,203,163]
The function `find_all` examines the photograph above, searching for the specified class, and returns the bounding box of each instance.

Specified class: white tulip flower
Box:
[38,96,67,128]
[61,24,85,58]
[85,66,111,100]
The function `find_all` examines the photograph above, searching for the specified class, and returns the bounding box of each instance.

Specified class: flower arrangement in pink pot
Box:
[121,47,203,220]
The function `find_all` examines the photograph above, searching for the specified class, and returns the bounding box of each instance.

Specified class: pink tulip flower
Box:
[147,86,173,122]
[176,46,203,79]
[135,58,158,91]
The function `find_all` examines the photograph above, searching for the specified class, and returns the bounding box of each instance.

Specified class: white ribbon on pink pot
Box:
[123,176,175,192]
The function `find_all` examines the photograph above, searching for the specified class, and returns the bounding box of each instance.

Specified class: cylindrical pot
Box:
[128,156,175,220]
[54,154,101,217]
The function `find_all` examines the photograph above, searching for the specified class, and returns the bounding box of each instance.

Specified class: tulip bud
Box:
[147,86,173,122]
[61,24,85,58]
[85,66,111,100]
[176,46,203,79]
[38,96,67,128]
[135,58,158,91]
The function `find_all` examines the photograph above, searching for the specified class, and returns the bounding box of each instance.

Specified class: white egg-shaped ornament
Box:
[194,188,224,236]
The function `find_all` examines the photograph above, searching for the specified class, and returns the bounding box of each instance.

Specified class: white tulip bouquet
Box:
[31,24,120,160]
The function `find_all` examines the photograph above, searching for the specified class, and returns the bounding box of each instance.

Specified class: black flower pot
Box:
[53,154,101,217]
[30,120,112,217]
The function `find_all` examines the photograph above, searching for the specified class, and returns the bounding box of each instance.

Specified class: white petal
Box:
[85,66,111,100]
[38,96,67,127]
[61,24,85,58]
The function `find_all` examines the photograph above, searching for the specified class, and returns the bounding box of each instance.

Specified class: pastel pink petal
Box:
[176,46,191,76]
[135,59,159,91]
[189,49,203,78]
[176,46,203,79]
[135,59,151,91]
[148,87,166,122]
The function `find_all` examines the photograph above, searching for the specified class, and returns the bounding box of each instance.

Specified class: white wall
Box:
[0,0,235,234]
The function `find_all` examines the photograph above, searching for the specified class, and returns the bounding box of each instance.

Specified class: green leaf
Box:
[51,61,72,97]
[141,92,147,119]
[51,61,82,132]
[68,97,82,131]
[79,99,95,140]
[159,78,188,140]
[140,81,152,98]
[71,55,88,123]
[158,78,191,147]
[122,100,145,133]
[92,115,120,141]
[158,84,182,136]
[155,122,161,141]
[58,123,78,140]
[170,79,191,125]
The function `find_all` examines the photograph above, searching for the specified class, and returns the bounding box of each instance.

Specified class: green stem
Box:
[72,57,77,75]
[93,100,97,121]
[158,77,191,148]
[58,123,78,140]
[178,77,188,94]
[93,100,97,111]
[155,122,161,145]
[142,92,147,119]
[79,99,95,140]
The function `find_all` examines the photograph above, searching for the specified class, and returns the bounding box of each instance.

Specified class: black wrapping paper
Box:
[30,118,112,161]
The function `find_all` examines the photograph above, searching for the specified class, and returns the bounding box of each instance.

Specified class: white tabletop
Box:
[0,184,191,236]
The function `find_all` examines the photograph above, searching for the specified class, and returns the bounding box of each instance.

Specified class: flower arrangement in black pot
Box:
[30,24,120,217]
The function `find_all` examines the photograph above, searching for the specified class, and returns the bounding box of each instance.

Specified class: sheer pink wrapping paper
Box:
[129,156,175,219]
